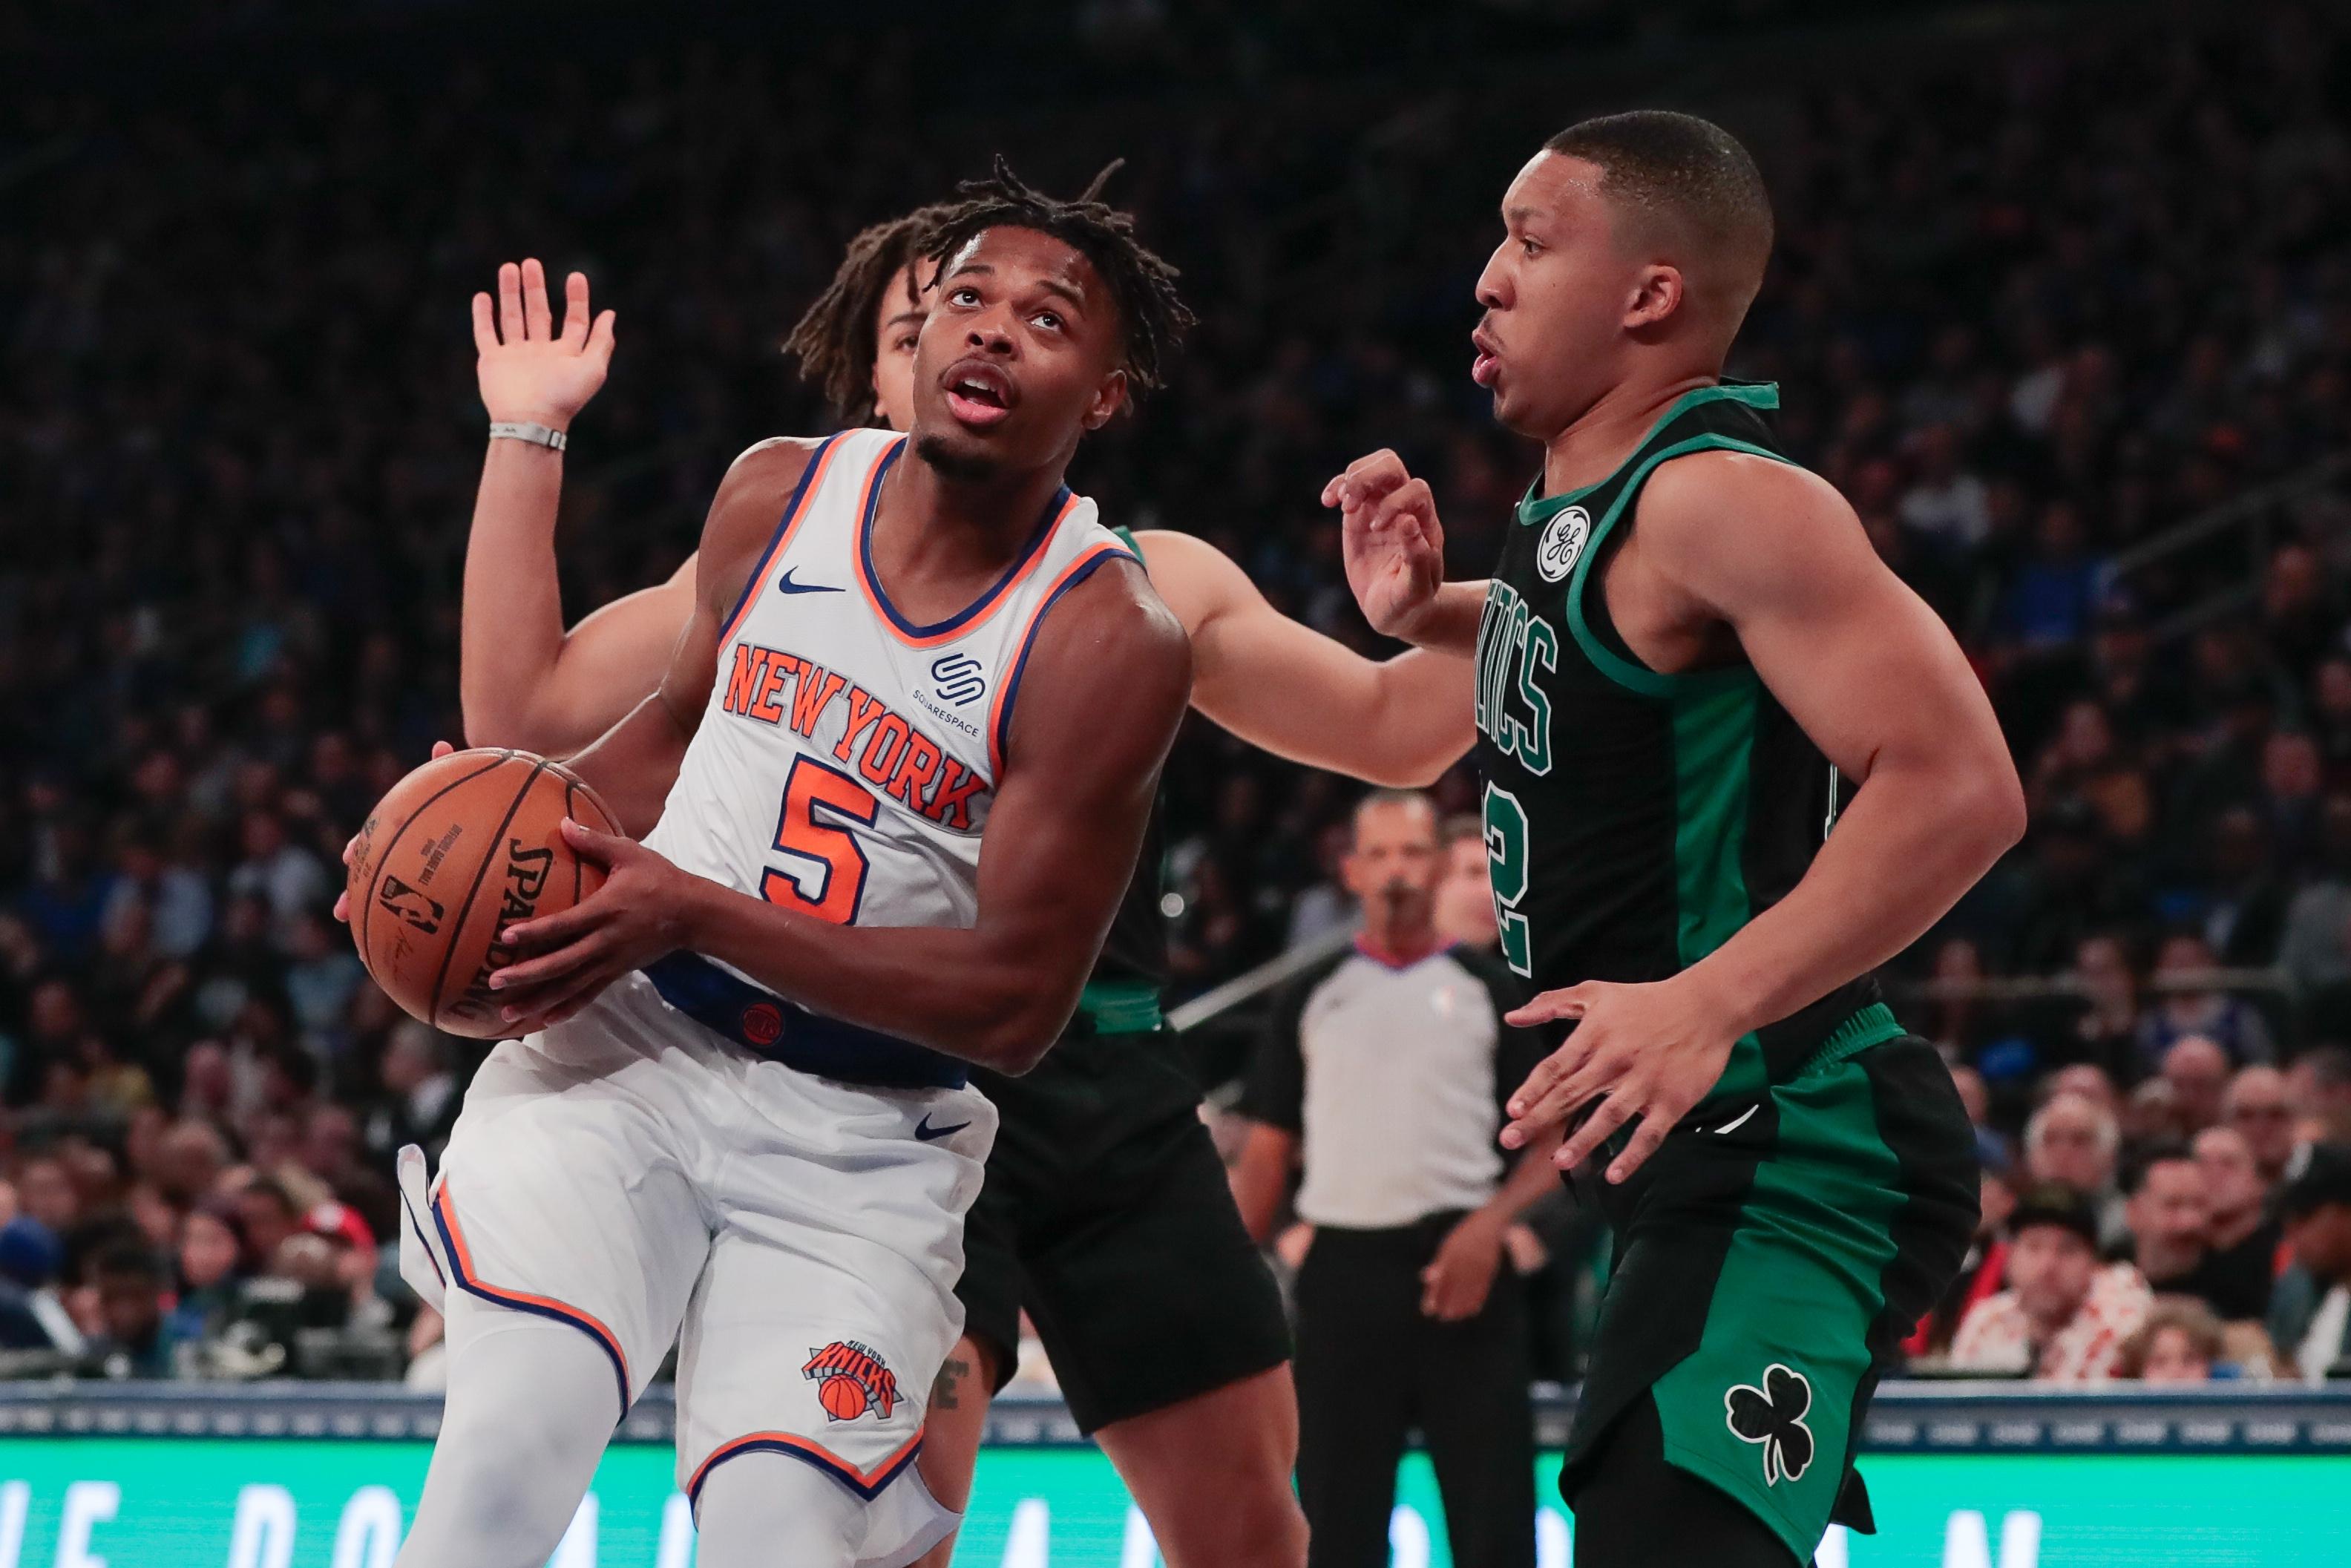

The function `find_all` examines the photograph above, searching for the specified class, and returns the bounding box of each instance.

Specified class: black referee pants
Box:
[1293,1215,1536,1568]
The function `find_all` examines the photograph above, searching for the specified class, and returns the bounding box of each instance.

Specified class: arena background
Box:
[4,0,2350,1563]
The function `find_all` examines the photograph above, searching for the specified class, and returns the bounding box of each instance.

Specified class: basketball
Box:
[819,1375,869,1422]
[345,748,623,1038]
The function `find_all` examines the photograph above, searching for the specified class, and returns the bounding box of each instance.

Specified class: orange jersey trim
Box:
[719,435,848,649]
[985,539,1141,778]
[432,1182,632,1414]
[855,439,1083,649]
[687,1425,925,1503]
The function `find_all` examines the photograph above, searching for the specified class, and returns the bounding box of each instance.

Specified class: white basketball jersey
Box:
[644,427,1135,941]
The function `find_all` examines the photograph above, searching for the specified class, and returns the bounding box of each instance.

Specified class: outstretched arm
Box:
[1502,453,2025,1180]
[1138,530,1475,787]
[494,554,1193,1074]
[456,258,691,756]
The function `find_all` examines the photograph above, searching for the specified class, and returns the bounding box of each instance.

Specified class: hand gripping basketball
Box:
[340,743,628,1038]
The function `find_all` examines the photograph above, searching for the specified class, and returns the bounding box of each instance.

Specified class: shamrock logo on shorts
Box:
[1723,1363,1814,1486]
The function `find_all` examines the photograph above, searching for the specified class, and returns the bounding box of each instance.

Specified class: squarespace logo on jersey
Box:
[912,653,988,743]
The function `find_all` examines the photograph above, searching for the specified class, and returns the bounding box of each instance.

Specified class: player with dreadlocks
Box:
[451,163,1489,1568]
[396,161,1204,1567]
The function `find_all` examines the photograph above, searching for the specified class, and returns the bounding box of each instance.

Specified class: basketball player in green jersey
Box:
[1328,112,2024,1565]
[456,207,1473,1566]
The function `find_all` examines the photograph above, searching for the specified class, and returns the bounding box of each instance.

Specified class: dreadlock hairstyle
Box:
[918,156,1193,401]
[784,202,961,423]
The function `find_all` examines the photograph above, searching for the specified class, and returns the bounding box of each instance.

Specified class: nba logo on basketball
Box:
[803,1340,900,1423]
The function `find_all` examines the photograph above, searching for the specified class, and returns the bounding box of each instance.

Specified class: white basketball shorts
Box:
[395,970,995,1561]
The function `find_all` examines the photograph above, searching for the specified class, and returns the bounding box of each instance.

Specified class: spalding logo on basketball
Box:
[1537,505,1590,583]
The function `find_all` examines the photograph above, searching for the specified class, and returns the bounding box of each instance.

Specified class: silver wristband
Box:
[488,420,568,452]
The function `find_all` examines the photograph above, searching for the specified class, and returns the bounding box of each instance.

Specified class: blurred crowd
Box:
[3,1,2351,1381]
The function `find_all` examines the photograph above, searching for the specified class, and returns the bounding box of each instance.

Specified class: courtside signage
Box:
[0,1441,2342,1566]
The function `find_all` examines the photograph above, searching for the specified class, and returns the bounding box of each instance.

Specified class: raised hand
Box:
[473,259,617,430]
[1322,449,1446,639]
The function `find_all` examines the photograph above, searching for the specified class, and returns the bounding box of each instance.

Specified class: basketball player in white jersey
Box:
[389,168,1195,1568]
[453,201,1476,1564]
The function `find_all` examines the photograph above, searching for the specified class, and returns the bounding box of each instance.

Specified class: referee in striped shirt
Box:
[1233,790,1557,1568]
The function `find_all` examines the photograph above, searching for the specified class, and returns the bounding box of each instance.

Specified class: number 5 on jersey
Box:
[761,757,876,924]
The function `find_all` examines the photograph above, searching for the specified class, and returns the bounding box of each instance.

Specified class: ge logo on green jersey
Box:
[1536,505,1590,583]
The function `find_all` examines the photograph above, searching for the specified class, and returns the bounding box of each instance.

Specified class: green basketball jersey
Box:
[1473,382,1895,1102]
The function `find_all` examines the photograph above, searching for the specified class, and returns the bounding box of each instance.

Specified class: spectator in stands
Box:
[2200,807,2287,968]
[151,1119,229,1211]
[1898,422,1991,550]
[2259,732,2324,872]
[2116,1299,2227,1385]
[1431,815,1497,951]
[1996,501,2105,653]
[2049,1064,2121,1117]
[2260,544,2338,689]
[2059,934,2142,1084]
[2227,1066,2304,1187]
[0,1218,79,1354]
[2024,1091,2128,1250]
[1950,1184,2151,1381]
[81,1243,178,1379]
[2287,1048,2351,1148]
[2194,1124,2284,1319]
[232,1180,301,1274]
[358,1022,461,1167]
[2139,934,2276,1070]
[2160,1036,2233,1135]
[2271,1146,2351,1383]
[2122,1144,2269,1322]
[2280,794,2351,1023]
[165,1201,248,1350]
[1921,936,2006,1062]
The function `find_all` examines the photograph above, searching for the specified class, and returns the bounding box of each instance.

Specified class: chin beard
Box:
[914,430,1001,482]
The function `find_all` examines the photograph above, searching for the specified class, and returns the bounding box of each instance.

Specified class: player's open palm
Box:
[1322,449,1446,638]
[473,258,617,429]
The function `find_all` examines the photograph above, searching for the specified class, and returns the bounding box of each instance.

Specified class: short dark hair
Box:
[92,1241,168,1287]
[919,157,1193,401]
[786,204,961,424]
[240,1178,295,1218]
[2125,1138,2197,1196]
[1544,110,1773,306]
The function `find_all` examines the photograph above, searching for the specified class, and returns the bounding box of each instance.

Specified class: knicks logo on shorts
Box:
[804,1339,901,1423]
[740,1002,784,1046]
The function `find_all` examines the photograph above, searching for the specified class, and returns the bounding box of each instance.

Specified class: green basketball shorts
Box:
[1561,1029,1979,1562]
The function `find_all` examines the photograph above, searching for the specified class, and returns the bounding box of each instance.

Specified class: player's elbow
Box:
[945,977,1073,1075]
[960,1007,1062,1075]
[1379,739,1472,790]
[1950,747,2028,865]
